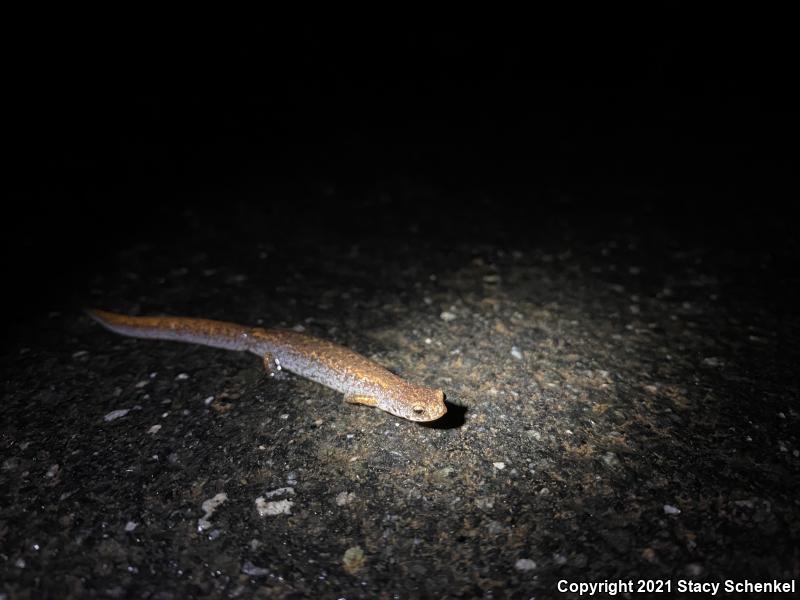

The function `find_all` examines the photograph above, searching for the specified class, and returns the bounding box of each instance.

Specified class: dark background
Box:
[5,18,797,328]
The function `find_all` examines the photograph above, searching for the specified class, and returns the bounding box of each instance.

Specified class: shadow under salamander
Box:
[420,399,467,429]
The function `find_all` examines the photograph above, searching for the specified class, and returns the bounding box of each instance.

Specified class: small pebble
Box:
[335,491,355,506]
[663,504,681,515]
[255,497,293,516]
[104,409,130,422]
[264,487,295,499]
[440,311,457,322]
[602,452,621,467]
[342,546,366,575]
[514,558,537,571]
[197,493,228,531]
[242,561,270,577]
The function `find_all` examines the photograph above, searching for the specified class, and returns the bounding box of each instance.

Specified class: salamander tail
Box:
[86,308,254,352]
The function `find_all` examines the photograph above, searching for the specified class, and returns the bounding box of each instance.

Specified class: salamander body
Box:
[88,309,447,422]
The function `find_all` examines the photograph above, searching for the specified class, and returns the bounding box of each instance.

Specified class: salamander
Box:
[87,309,447,422]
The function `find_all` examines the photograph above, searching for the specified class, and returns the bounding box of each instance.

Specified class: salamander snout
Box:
[401,388,447,422]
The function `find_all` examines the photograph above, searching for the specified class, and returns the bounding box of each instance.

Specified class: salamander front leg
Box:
[344,394,378,407]
[262,353,283,377]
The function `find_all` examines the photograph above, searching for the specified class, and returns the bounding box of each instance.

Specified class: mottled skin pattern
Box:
[87,309,447,422]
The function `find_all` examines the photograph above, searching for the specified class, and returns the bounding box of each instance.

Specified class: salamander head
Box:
[382,385,447,422]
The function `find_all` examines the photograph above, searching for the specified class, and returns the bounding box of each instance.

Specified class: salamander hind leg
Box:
[262,353,283,377]
[344,394,379,406]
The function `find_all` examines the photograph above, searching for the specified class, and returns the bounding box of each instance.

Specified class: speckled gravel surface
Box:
[2,181,798,598]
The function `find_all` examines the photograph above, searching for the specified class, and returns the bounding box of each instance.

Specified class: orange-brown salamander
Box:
[87,309,447,422]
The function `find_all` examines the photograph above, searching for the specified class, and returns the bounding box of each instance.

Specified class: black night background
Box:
[2,16,798,599]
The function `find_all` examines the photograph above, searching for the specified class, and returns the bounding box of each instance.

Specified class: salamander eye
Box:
[412,405,425,415]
